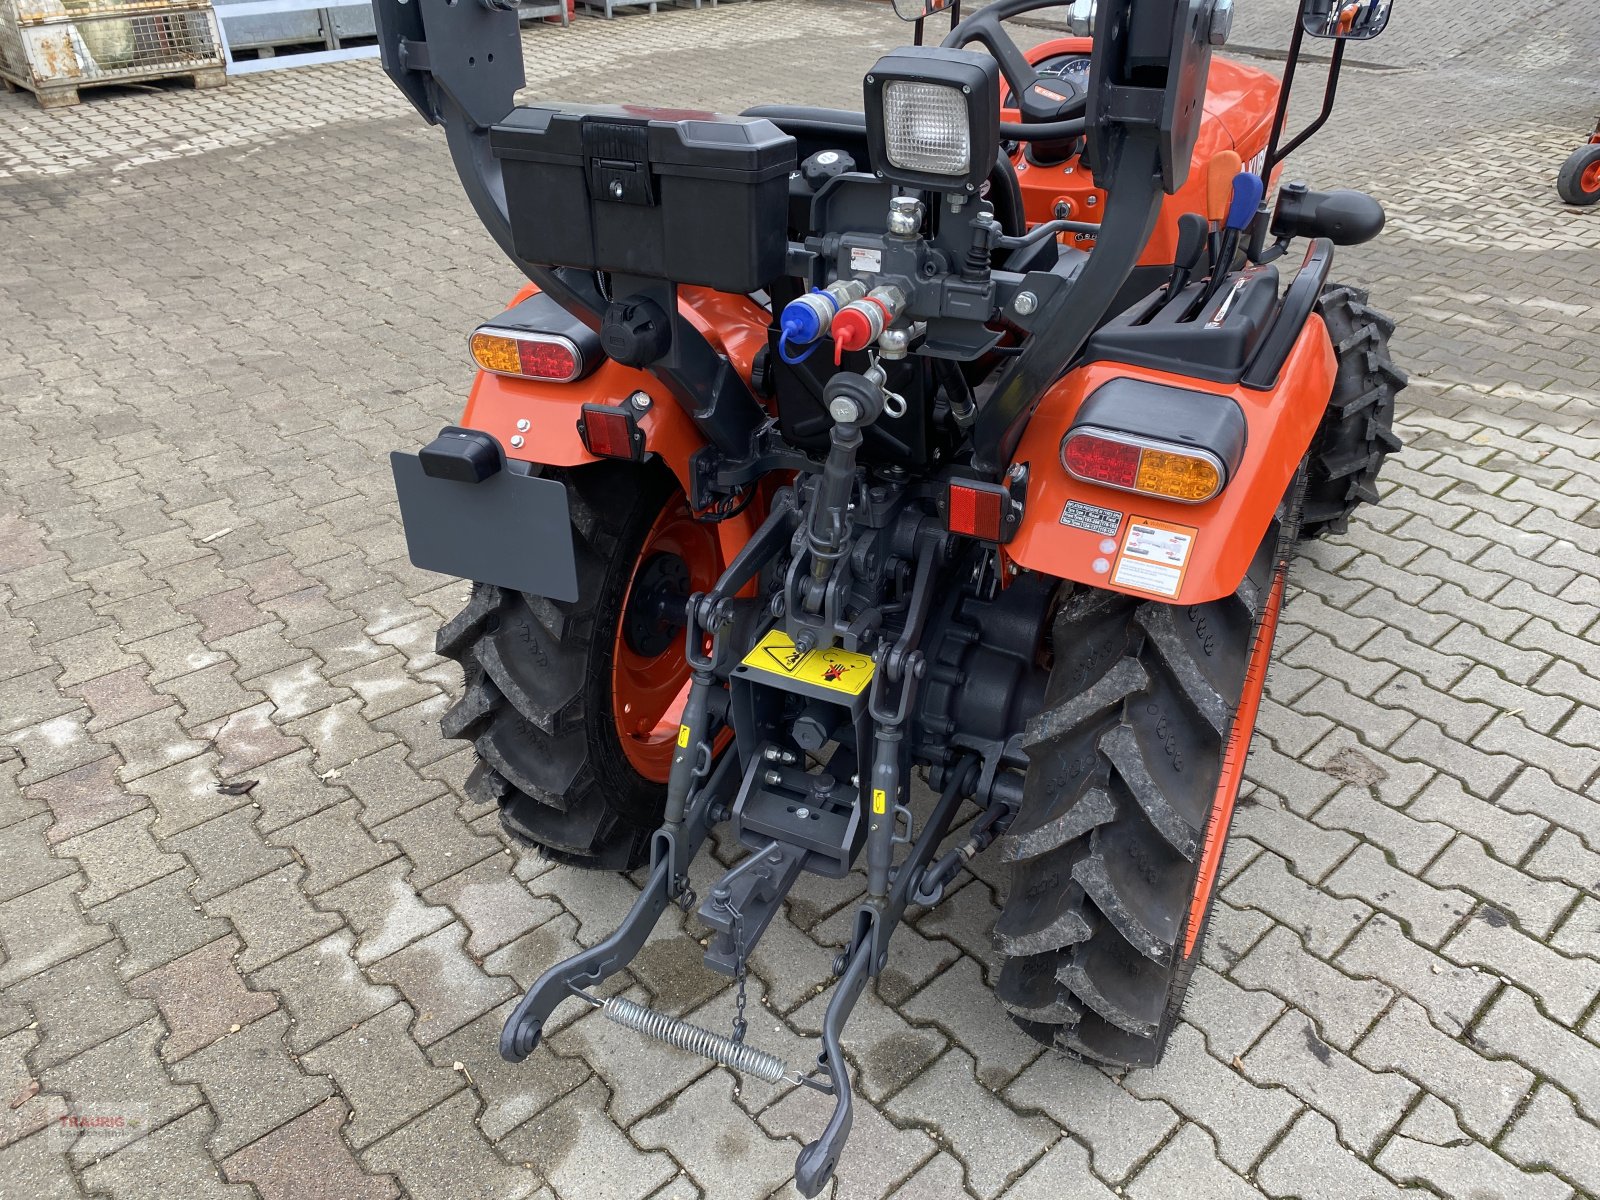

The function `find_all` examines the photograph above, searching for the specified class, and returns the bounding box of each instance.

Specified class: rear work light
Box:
[1062,429,1225,504]
[469,328,584,383]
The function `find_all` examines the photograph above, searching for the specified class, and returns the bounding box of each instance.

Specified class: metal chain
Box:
[730,903,749,1045]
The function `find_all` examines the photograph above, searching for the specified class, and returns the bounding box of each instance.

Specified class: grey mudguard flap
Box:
[390,452,579,603]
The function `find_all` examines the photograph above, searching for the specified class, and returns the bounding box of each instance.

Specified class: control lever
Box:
[1166,212,1209,300]
[1197,172,1265,312]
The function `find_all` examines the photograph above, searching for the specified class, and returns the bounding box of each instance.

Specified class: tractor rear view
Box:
[373,0,1405,1191]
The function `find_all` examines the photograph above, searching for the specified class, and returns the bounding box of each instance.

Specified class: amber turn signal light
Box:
[469,328,584,382]
[1061,429,1225,504]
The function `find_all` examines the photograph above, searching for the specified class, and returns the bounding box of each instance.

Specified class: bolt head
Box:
[509,435,524,449]
[1013,291,1039,317]
[629,390,652,411]
[515,418,530,432]
[829,395,862,424]
[609,180,624,199]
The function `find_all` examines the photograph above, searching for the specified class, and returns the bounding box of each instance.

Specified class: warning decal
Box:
[741,630,876,696]
[1112,517,1198,599]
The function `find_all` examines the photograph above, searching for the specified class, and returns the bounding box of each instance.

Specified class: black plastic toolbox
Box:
[490,105,797,294]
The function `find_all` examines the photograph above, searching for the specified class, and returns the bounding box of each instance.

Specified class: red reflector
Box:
[516,338,580,381]
[581,406,639,460]
[948,483,1005,541]
[1063,432,1141,489]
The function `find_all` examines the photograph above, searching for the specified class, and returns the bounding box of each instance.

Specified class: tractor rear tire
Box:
[435,461,719,871]
[993,471,1304,1068]
[1299,284,1405,540]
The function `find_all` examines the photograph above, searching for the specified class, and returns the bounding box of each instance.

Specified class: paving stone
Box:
[169,1010,333,1157]
[1499,1085,1600,1198]
[287,696,401,772]
[338,742,447,828]
[1352,997,1530,1140]
[0,814,75,902]
[423,855,562,959]
[317,857,463,968]
[1525,826,1600,894]
[0,1028,65,1149]
[1324,843,1472,948]
[5,712,105,787]
[267,798,398,895]
[998,1137,1117,1200]
[55,808,185,906]
[80,1107,256,1200]
[126,935,278,1062]
[761,1078,936,1200]
[1443,903,1600,1026]
[1175,964,1284,1063]
[1232,793,1358,884]
[1256,1109,1418,1200]
[365,922,515,1046]
[196,702,304,779]
[1333,914,1494,1037]
[1423,835,1576,938]
[177,586,273,643]
[1308,787,1451,877]
[1404,772,1548,864]
[885,1151,971,1200]
[1376,1122,1572,1200]
[249,928,400,1054]
[371,793,503,891]
[90,869,232,981]
[0,1129,81,1200]
[42,1018,202,1166]
[1223,852,1372,957]
[300,1003,462,1150]
[900,956,1041,1090]
[504,1076,678,1200]
[64,665,170,733]
[28,756,143,846]
[1471,988,1600,1124]
[1124,1123,1262,1200]
[789,983,946,1106]
[1499,767,1600,855]
[884,1049,1063,1199]
[7,942,153,1069]
[133,752,242,841]
[157,662,266,731]
[1200,899,1275,974]
[1550,894,1600,962]
[1122,1022,1300,1174]
[1003,1058,1178,1185]
[222,1097,400,1200]
[1240,1011,1416,1156]
[204,866,343,973]
[165,807,293,901]
[627,917,727,1018]
[429,1002,587,1140]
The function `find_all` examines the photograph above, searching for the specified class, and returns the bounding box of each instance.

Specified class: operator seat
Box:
[741,105,1027,238]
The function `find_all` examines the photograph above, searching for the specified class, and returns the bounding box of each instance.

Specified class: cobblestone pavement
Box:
[2,1,1599,1197]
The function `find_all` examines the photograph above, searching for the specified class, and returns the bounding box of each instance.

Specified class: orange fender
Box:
[457,284,773,561]
[1006,317,1336,605]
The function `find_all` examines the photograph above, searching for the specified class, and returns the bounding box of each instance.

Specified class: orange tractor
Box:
[1557,117,1600,205]
[375,0,1405,1189]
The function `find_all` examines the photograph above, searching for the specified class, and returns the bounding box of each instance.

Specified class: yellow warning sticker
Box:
[872,789,887,815]
[676,724,691,748]
[741,630,876,697]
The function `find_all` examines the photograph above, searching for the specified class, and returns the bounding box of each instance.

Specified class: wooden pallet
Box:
[1,63,224,108]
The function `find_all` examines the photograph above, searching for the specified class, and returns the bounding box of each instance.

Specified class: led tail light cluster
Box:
[469,328,585,382]
[1061,429,1225,504]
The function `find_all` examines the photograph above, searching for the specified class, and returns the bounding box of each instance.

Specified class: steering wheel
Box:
[941,0,1088,143]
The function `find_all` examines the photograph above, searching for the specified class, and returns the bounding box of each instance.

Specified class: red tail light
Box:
[470,328,584,382]
[947,481,1008,542]
[578,403,645,462]
[1062,429,1225,504]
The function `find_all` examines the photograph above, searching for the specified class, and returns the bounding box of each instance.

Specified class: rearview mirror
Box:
[891,0,952,21]
[1300,0,1394,39]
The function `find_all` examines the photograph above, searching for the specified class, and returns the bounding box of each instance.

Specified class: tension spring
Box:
[598,995,792,1085]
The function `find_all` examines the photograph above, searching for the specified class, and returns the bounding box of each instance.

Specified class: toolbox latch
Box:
[584,120,655,206]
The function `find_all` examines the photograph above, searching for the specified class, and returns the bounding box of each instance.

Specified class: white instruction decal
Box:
[1060,500,1123,537]
[1113,518,1198,599]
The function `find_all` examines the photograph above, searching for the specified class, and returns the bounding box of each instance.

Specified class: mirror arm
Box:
[1250,20,1346,261]
[1269,37,1346,170]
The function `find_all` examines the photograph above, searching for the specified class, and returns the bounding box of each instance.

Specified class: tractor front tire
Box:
[436,462,719,871]
[993,472,1304,1068]
[1299,284,1405,540]
[1557,144,1600,206]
